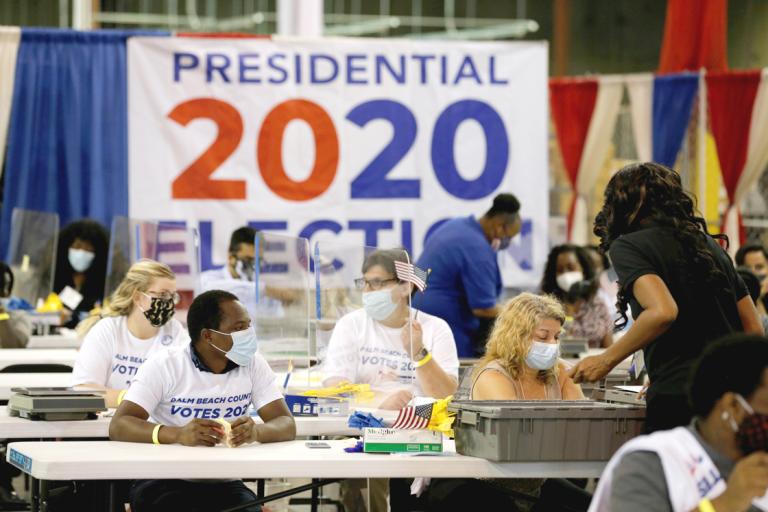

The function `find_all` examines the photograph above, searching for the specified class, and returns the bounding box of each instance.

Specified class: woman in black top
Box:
[569,162,762,433]
[53,219,109,328]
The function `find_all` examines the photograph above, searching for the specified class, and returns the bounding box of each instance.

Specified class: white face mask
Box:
[556,271,584,292]
[68,248,95,273]
[362,288,398,321]
[525,341,560,370]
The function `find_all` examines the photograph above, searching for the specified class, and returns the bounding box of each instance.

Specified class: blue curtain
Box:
[0,28,167,258]
[652,72,699,167]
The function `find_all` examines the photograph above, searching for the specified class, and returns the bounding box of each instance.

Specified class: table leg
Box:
[108,481,117,512]
[311,478,319,512]
[257,479,265,498]
[29,477,39,512]
[38,479,48,512]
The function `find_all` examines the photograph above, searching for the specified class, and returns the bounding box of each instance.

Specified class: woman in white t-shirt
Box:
[72,259,189,407]
[323,249,459,410]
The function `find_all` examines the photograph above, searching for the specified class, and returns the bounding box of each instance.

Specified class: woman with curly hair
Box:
[540,244,614,348]
[569,162,762,433]
[53,219,109,328]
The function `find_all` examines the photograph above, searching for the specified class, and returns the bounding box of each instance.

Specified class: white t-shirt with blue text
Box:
[124,344,284,426]
[71,316,189,390]
[322,308,459,395]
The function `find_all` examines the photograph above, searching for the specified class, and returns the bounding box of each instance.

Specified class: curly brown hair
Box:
[593,162,729,329]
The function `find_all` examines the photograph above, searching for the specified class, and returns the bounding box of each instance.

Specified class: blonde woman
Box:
[472,292,584,401]
[72,260,189,407]
[424,294,590,512]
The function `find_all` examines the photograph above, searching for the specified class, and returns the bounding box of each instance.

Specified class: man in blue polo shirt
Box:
[413,194,521,357]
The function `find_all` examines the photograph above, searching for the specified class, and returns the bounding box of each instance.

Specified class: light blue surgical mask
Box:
[525,341,559,370]
[362,289,397,321]
[68,248,95,272]
[209,326,258,366]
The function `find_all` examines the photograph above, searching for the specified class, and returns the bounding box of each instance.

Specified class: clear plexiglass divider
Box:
[314,243,417,408]
[155,222,201,316]
[6,208,60,306]
[105,218,200,319]
[252,232,312,384]
[104,217,159,299]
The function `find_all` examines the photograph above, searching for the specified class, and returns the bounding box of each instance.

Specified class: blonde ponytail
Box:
[76,259,175,337]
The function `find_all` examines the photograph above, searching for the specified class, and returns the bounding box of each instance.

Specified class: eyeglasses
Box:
[353,278,398,291]
[143,291,181,305]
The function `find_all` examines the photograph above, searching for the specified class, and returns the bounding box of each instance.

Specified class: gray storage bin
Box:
[449,400,645,462]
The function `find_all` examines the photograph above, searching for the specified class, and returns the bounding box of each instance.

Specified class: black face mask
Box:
[141,295,175,327]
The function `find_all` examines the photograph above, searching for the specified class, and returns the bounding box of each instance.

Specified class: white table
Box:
[0,373,72,400]
[0,406,358,439]
[7,439,605,481]
[26,332,81,349]
[0,406,109,438]
[8,439,605,511]
[0,349,77,370]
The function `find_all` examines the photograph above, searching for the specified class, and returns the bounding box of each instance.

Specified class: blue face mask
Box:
[362,288,398,321]
[68,248,95,272]
[209,326,258,366]
[525,341,560,370]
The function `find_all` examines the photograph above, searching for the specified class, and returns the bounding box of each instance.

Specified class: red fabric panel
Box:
[706,70,761,201]
[549,78,598,190]
[659,0,727,73]
[176,32,271,38]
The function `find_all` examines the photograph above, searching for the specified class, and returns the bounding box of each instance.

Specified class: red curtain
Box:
[706,70,761,202]
[549,78,598,238]
[707,70,761,244]
[659,0,728,73]
[549,79,598,189]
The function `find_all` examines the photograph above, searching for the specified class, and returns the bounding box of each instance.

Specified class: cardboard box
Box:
[363,428,443,453]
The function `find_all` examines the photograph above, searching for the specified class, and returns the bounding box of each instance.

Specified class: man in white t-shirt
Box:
[198,226,286,317]
[110,290,295,512]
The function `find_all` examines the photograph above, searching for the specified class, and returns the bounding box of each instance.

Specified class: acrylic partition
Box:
[252,233,312,374]
[5,208,59,306]
[104,217,159,299]
[314,244,417,392]
[104,218,200,315]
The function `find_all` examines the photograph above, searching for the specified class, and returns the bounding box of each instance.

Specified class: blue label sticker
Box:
[8,449,31,473]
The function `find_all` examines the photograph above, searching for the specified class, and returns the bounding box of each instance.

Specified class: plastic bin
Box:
[591,388,646,406]
[449,400,645,462]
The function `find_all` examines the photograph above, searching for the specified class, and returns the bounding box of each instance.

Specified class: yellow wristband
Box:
[0,313,9,321]
[415,351,432,368]
[698,499,716,512]
[117,390,127,404]
[152,424,162,445]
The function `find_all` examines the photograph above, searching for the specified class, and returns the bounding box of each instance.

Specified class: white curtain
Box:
[0,26,20,179]
[571,76,623,245]
[625,73,654,162]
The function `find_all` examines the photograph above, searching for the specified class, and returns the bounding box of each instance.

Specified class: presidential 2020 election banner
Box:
[127,36,548,288]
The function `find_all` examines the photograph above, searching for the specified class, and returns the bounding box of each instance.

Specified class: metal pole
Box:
[277,0,323,36]
[72,0,94,29]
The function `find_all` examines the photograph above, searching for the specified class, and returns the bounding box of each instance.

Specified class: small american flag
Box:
[391,402,433,429]
[394,261,429,292]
